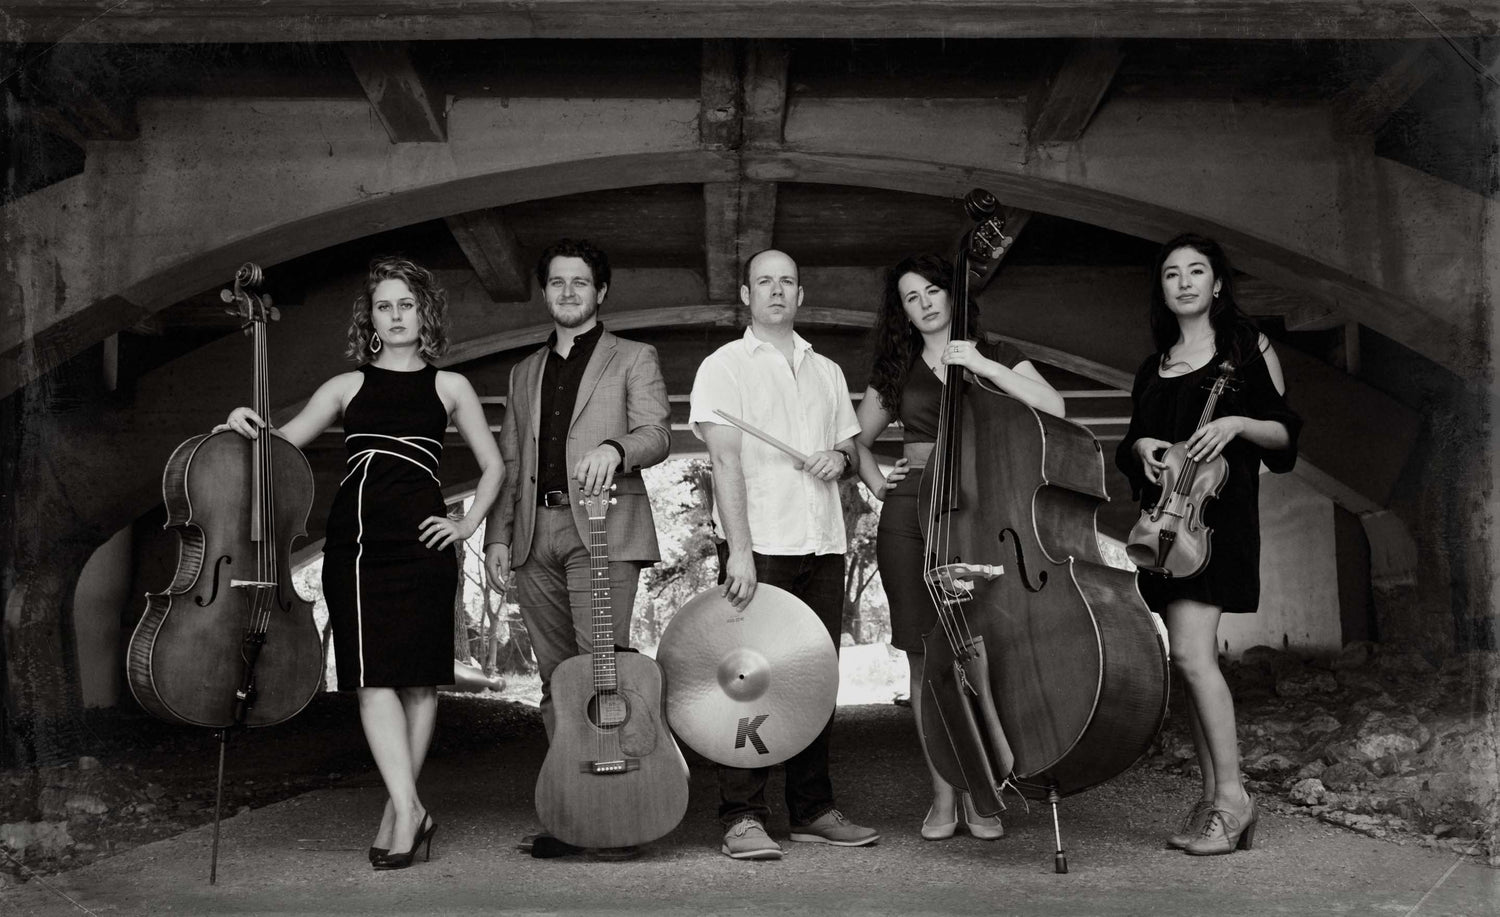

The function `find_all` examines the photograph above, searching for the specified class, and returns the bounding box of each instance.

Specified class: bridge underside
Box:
[0,5,1494,758]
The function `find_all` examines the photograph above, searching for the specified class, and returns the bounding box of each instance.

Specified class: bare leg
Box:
[1184,691,1216,804]
[358,687,427,856]
[372,686,439,850]
[1165,601,1249,816]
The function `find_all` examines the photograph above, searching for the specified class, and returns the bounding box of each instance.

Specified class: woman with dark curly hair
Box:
[851,253,1062,841]
[1115,233,1300,856]
[218,257,503,869]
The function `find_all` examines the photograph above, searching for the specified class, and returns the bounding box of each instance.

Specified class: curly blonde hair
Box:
[345,257,449,364]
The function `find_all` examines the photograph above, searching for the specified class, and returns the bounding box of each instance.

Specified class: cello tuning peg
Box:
[267,306,281,321]
[220,289,235,304]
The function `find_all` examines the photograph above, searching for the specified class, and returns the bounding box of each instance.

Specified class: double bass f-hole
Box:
[997,529,1047,593]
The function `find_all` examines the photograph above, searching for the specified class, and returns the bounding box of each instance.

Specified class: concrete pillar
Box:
[1219,471,1342,658]
[71,525,132,708]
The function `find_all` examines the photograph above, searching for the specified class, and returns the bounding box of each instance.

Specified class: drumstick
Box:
[713,409,810,465]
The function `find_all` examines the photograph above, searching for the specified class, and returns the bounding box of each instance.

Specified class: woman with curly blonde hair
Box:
[218,256,502,870]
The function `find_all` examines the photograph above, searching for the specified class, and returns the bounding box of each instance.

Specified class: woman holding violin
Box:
[1115,234,1301,856]
[852,253,1063,841]
[218,257,503,869]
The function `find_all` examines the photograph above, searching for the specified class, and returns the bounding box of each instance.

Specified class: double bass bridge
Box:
[925,562,1004,603]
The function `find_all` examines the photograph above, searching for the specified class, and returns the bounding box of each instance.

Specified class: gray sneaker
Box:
[721,817,783,860]
[789,809,880,846]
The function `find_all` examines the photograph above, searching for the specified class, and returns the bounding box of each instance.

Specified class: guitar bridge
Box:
[581,758,640,775]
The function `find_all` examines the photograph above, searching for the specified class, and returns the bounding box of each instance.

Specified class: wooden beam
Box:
[1237,276,1345,330]
[700,39,741,151]
[1334,42,1444,135]
[444,209,530,302]
[1283,304,1344,332]
[703,182,741,302]
[738,180,778,264]
[6,2,1494,42]
[743,40,790,150]
[1027,40,1125,146]
[343,42,447,143]
[702,40,782,302]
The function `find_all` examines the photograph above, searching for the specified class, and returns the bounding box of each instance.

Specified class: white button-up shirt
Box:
[690,327,861,555]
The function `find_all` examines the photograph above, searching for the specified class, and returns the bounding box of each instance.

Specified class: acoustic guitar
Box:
[533,488,689,848]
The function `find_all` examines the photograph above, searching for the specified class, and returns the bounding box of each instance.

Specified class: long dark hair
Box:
[346,257,448,364]
[868,253,982,417]
[1148,233,1262,371]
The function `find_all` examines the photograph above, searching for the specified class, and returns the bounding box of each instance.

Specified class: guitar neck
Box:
[587,512,617,695]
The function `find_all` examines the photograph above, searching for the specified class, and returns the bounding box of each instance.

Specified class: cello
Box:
[918,191,1169,872]
[126,263,323,880]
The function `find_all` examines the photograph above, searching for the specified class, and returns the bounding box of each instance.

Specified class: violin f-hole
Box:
[998,529,1047,593]
[196,554,232,606]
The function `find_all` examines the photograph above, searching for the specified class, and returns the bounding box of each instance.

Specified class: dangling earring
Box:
[370,334,383,354]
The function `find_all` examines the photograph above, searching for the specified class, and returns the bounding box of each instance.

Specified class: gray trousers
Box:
[513,503,643,738]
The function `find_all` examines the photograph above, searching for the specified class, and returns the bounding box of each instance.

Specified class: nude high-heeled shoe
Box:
[920,798,958,840]
[960,793,1003,841]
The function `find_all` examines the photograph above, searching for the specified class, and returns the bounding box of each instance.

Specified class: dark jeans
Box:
[714,541,845,827]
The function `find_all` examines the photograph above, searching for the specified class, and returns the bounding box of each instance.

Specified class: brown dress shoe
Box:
[1184,797,1258,856]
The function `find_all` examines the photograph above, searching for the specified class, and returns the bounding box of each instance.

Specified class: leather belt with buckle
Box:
[539,490,569,508]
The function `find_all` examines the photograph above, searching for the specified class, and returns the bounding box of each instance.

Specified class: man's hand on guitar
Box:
[485,543,512,592]
[574,445,620,496]
[722,548,758,609]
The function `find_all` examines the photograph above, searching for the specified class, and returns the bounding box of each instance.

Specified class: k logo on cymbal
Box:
[735,714,770,754]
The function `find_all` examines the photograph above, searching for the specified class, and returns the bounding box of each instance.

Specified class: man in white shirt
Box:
[689,248,880,860]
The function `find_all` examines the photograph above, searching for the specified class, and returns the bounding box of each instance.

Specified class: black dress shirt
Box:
[536,323,621,498]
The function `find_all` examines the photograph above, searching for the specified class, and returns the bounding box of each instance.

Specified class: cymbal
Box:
[657,584,838,768]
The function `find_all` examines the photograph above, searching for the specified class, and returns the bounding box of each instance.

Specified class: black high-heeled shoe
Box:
[372,816,435,870]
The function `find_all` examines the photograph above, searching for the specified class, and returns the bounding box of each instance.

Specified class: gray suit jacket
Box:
[485,329,671,565]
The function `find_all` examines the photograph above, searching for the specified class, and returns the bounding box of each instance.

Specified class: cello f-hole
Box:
[998,529,1047,593]
[196,554,233,607]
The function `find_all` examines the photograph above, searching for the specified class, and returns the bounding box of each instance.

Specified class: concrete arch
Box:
[3,93,1484,398]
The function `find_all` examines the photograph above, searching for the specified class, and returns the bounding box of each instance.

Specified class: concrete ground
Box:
[3,704,1495,917]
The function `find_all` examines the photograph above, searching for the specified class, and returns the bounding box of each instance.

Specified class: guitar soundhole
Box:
[588,692,630,731]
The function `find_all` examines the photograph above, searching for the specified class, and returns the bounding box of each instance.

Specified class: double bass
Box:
[126,264,323,881]
[917,191,1168,872]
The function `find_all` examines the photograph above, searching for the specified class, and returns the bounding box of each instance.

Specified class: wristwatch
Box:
[837,448,858,481]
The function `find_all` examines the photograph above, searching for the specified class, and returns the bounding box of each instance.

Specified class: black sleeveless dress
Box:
[874,340,1025,652]
[322,364,457,690]
[1114,347,1302,615]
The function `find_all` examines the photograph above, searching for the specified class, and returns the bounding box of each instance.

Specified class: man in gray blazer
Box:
[483,238,671,740]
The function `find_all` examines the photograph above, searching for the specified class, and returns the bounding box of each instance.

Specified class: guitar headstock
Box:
[580,484,617,522]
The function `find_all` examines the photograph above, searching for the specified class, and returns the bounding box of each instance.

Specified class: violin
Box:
[127,264,322,730]
[917,190,1168,872]
[1126,361,1236,578]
